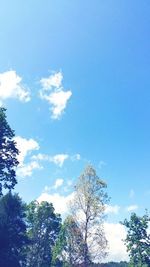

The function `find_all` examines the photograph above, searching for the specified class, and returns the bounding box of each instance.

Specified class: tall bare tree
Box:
[69,165,109,266]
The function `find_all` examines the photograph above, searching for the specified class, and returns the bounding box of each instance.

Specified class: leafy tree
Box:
[0,107,19,195]
[51,220,67,267]
[0,192,28,267]
[26,200,61,267]
[122,212,150,267]
[69,165,109,266]
[89,262,129,267]
[52,215,85,267]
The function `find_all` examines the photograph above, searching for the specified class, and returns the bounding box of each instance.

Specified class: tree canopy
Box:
[0,192,28,267]
[26,200,61,267]
[122,212,150,267]
[0,107,19,195]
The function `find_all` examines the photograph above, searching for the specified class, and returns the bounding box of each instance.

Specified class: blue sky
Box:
[0,0,150,262]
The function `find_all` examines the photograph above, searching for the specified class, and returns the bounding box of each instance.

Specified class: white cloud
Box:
[32,153,69,167]
[104,223,129,262]
[14,136,40,164]
[37,192,74,214]
[51,154,69,167]
[40,71,63,90]
[54,178,64,189]
[32,152,81,167]
[126,205,138,212]
[67,180,73,186]
[47,90,72,119]
[43,179,64,193]
[105,205,120,215]
[14,136,40,178]
[71,153,81,161]
[63,180,74,192]
[0,70,30,103]
[32,153,49,161]
[16,161,42,177]
[39,71,72,119]
[44,185,51,192]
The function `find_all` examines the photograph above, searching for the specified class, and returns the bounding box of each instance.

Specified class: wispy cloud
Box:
[129,189,135,199]
[43,178,64,193]
[32,152,81,167]
[0,70,30,104]
[15,136,81,176]
[39,71,72,119]
[126,205,138,212]
[16,161,42,177]
[31,153,49,161]
[43,185,51,192]
[71,153,81,161]
[63,180,74,192]
[105,204,120,215]
[32,153,69,167]
[54,178,64,189]
[98,160,107,169]
[51,154,69,167]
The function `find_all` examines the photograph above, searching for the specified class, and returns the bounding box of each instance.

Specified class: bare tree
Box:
[69,165,109,266]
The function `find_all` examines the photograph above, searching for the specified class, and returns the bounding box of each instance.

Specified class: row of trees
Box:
[0,168,109,266]
[0,107,150,266]
[0,107,109,266]
[1,189,150,267]
[90,262,128,267]
[0,192,137,267]
[0,193,62,267]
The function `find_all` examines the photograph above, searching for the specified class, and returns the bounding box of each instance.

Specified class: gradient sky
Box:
[0,0,150,262]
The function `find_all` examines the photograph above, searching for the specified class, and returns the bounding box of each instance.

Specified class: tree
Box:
[0,192,28,267]
[26,200,61,267]
[69,165,109,266]
[122,212,150,267]
[52,215,85,267]
[51,220,67,267]
[89,262,129,267]
[0,107,19,195]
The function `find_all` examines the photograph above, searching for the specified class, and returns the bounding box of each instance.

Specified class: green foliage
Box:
[0,192,28,267]
[52,221,66,267]
[52,215,85,266]
[26,200,61,267]
[63,215,85,266]
[89,262,129,267]
[69,165,109,266]
[122,212,150,267]
[0,107,19,195]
